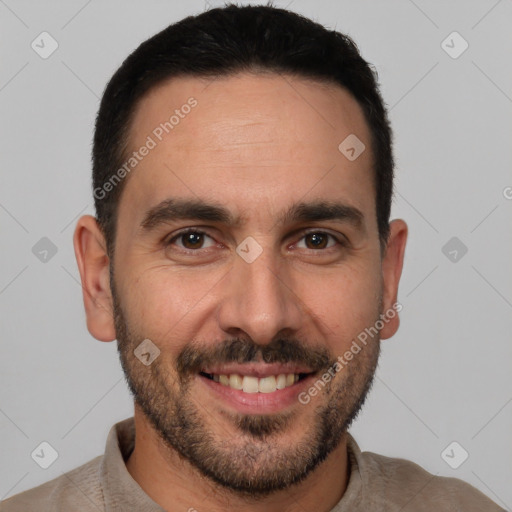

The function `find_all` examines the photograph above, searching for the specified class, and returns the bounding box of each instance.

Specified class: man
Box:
[1,4,504,511]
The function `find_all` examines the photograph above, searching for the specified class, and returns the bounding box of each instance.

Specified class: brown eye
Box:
[167,230,215,251]
[182,232,204,249]
[297,232,338,250]
[305,233,328,249]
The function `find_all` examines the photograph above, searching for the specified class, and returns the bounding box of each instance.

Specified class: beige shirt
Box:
[1,417,504,511]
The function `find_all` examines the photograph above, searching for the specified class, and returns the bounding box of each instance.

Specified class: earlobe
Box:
[379,219,408,340]
[73,215,117,342]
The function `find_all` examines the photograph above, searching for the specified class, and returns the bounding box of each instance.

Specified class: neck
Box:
[125,405,350,512]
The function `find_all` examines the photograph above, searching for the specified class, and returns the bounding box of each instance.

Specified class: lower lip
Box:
[198,373,316,414]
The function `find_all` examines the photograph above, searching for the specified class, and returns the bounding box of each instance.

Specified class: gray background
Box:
[1,0,511,507]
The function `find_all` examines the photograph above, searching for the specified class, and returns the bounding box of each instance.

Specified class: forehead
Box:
[119,72,375,228]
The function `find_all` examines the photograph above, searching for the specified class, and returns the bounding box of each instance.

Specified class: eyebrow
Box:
[139,198,365,232]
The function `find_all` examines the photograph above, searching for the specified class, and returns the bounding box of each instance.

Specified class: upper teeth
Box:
[213,373,299,393]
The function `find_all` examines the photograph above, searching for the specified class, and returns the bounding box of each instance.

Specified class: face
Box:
[88,72,405,495]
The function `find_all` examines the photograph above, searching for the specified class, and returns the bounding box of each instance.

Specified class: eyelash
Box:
[165,228,346,253]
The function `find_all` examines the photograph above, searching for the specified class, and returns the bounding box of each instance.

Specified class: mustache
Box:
[176,337,334,377]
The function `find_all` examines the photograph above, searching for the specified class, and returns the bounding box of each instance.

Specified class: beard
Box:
[111,277,381,497]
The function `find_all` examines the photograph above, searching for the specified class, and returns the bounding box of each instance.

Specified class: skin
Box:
[74,72,407,512]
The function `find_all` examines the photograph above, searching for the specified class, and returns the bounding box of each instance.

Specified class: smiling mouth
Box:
[199,372,312,393]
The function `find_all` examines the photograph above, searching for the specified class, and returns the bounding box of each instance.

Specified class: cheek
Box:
[300,260,381,352]
[119,266,220,346]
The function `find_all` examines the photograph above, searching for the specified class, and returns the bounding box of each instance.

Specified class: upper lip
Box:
[200,362,315,378]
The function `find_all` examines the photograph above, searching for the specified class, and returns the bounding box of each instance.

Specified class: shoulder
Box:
[0,455,104,512]
[359,449,505,511]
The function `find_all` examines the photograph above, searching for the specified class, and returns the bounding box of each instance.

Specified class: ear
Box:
[73,215,116,342]
[379,219,408,340]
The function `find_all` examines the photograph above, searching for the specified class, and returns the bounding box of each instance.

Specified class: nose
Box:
[216,245,303,345]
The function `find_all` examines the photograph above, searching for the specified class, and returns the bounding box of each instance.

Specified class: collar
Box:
[99,417,165,511]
